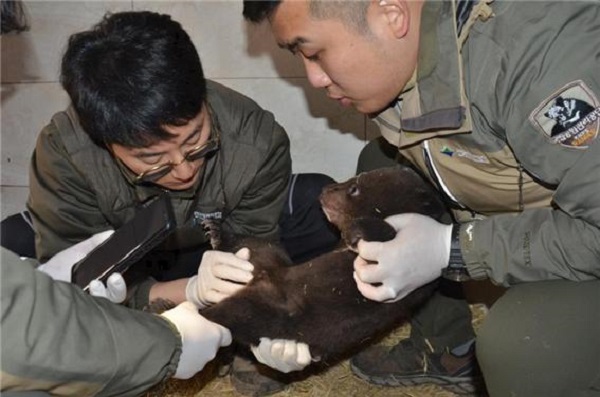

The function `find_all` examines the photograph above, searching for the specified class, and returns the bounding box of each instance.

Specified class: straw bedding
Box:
[144,304,489,397]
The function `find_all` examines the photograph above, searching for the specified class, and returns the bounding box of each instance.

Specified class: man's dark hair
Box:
[243,1,280,23]
[243,0,370,34]
[61,11,206,147]
[1,0,29,34]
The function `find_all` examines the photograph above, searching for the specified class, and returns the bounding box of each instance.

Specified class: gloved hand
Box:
[88,273,127,303]
[353,213,452,302]
[160,301,232,379]
[37,230,127,303]
[185,248,254,308]
[37,230,115,282]
[251,338,313,373]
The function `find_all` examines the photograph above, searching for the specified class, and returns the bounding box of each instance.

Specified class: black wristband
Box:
[442,223,470,282]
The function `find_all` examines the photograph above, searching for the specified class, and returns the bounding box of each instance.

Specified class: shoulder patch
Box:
[529,80,600,149]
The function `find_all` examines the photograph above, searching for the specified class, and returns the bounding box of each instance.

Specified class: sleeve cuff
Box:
[127,278,158,310]
[458,222,489,281]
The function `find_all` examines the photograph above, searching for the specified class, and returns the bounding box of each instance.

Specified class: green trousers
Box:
[478,279,600,397]
[357,137,600,396]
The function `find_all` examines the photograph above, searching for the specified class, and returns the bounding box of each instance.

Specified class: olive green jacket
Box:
[375,0,600,286]
[1,247,181,396]
[28,80,291,264]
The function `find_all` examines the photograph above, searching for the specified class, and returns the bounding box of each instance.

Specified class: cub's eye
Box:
[347,184,360,197]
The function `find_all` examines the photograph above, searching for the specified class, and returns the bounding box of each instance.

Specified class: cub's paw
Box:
[343,218,396,250]
[144,298,177,314]
[201,219,222,249]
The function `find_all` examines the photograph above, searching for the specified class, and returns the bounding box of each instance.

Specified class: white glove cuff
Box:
[185,275,207,309]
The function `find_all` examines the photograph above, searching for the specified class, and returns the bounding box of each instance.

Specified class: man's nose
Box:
[304,59,331,89]
[170,159,195,180]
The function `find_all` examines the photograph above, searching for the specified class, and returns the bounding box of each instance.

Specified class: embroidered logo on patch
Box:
[192,211,222,226]
[439,146,489,164]
[530,80,600,148]
[441,146,454,156]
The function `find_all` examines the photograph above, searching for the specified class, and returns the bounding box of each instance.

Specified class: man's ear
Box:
[375,0,410,39]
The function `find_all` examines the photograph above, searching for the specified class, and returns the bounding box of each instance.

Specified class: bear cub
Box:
[201,166,448,363]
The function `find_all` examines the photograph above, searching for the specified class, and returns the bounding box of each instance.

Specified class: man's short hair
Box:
[1,0,29,34]
[243,0,370,34]
[61,11,206,147]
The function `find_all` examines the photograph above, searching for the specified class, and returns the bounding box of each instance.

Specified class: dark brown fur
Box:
[201,166,448,362]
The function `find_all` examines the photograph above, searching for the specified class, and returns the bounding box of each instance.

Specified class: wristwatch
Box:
[442,223,471,282]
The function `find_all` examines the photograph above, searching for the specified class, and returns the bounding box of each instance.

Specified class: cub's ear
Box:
[343,218,397,250]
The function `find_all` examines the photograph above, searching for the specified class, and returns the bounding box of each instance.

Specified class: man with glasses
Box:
[2,5,234,395]
[25,10,337,394]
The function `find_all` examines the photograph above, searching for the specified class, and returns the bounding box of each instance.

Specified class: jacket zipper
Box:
[422,140,466,209]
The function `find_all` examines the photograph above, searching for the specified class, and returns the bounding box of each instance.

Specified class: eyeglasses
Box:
[131,123,220,184]
[133,137,219,183]
[109,106,223,185]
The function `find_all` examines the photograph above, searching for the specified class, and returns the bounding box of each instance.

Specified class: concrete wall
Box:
[1,0,378,219]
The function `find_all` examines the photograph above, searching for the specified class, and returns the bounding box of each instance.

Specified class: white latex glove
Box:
[88,273,127,304]
[37,230,127,303]
[353,213,452,302]
[251,338,312,373]
[185,248,254,308]
[37,230,115,282]
[161,301,232,379]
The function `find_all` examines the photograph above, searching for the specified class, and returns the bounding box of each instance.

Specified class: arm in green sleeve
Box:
[27,121,110,262]
[460,208,600,287]
[224,121,292,240]
[1,247,181,396]
[471,94,600,285]
[464,3,600,286]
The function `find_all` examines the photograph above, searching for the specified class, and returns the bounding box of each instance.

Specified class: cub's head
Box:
[319,167,447,233]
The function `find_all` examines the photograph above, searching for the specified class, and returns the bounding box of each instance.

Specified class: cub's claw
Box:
[201,219,222,250]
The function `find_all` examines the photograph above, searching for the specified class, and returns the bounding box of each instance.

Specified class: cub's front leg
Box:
[343,217,397,250]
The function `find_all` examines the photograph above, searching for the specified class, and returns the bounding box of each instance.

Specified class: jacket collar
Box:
[376,0,494,148]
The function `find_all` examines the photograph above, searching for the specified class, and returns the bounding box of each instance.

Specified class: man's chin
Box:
[361,102,395,117]
[354,105,377,115]
[351,101,383,115]
[159,178,198,191]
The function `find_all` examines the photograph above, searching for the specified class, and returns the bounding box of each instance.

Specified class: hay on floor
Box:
[145,304,489,397]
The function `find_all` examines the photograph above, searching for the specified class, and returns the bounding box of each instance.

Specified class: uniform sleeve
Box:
[224,119,292,240]
[461,206,600,286]
[0,247,181,396]
[461,3,600,286]
[28,121,111,262]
